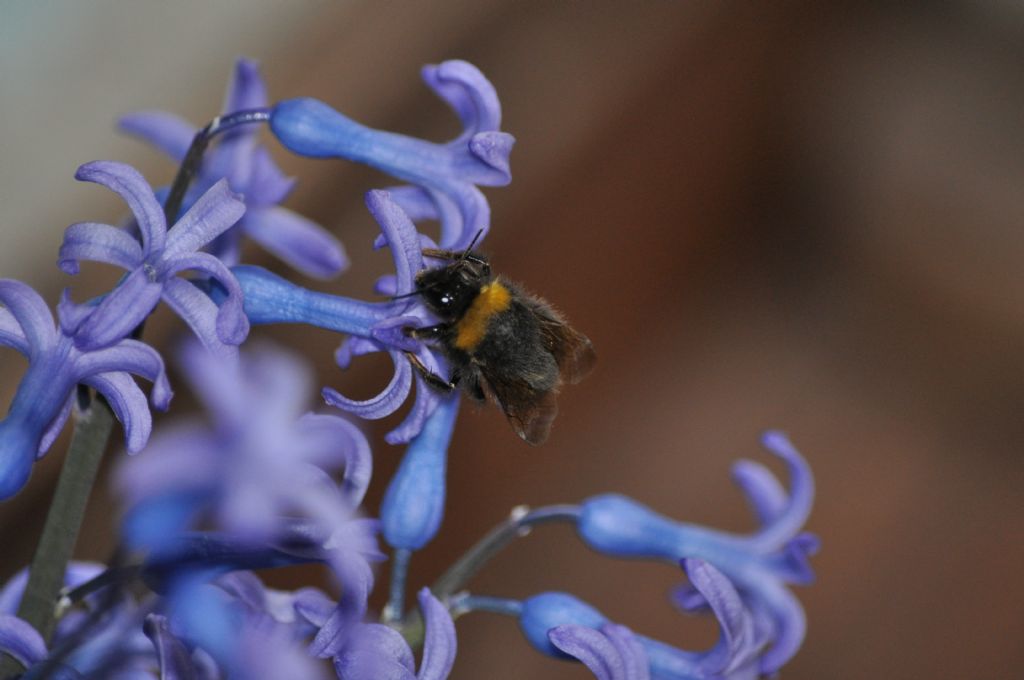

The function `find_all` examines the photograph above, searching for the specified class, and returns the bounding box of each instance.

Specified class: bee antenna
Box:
[390,288,424,301]
[460,229,485,261]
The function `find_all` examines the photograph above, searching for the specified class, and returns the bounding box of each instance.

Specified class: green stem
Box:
[0,394,114,677]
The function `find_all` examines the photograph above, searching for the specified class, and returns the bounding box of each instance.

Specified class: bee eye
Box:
[440,295,452,306]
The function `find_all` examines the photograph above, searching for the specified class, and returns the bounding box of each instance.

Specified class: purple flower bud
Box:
[380,396,460,551]
[270,60,514,250]
[120,58,348,279]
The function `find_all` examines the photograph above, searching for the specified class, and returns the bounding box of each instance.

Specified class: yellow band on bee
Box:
[454,282,512,350]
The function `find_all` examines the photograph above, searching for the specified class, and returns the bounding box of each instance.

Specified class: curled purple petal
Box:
[38,391,74,456]
[162,278,238,361]
[119,111,195,162]
[548,625,628,680]
[747,431,815,553]
[323,350,412,420]
[0,307,29,356]
[0,614,47,667]
[417,588,457,680]
[163,179,245,260]
[84,372,152,453]
[163,252,249,346]
[243,206,347,279]
[245,147,296,208]
[366,190,425,297]
[75,161,166,256]
[683,558,757,675]
[73,338,172,410]
[143,613,201,680]
[421,60,502,139]
[296,413,372,507]
[731,459,788,527]
[58,222,143,275]
[0,279,57,354]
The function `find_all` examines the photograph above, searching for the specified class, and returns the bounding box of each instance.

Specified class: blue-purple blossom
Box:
[120,58,348,279]
[548,624,650,680]
[0,280,171,499]
[575,432,817,675]
[324,588,456,679]
[270,59,513,252]
[57,160,248,355]
[235,189,453,445]
[518,559,760,680]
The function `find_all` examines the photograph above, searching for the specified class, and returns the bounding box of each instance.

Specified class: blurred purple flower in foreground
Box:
[121,58,348,279]
[0,279,171,499]
[58,160,248,355]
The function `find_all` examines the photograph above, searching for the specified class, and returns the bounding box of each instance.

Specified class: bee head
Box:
[415,255,491,318]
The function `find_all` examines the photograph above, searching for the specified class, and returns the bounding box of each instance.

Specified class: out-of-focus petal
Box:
[0,614,46,667]
[745,431,814,553]
[332,624,416,679]
[75,161,166,256]
[163,179,245,260]
[296,413,372,507]
[58,222,143,275]
[246,147,296,208]
[143,613,201,680]
[416,588,457,680]
[421,60,501,140]
[731,459,788,527]
[0,307,29,356]
[0,279,57,355]
[84,372,152,453]
[243,206,347,279]
[119,111,195,162]
[73,268,162,351]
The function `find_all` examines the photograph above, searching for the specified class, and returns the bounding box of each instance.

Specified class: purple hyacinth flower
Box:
[330,588,456,679]
[58,160,248,355]
[117,341,374,545]
[120,58,348,279]
[271,59,513,251]
[236,189,455,445]
[519,560,760,680]
[0,280,171,499]
[548,624,650,680]
[575,432,818,675]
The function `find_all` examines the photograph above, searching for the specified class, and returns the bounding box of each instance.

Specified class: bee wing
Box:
[478,372,559,446]
[531,303,596,385]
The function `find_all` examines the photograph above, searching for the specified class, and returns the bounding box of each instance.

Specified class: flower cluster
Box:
[0,57,819,679]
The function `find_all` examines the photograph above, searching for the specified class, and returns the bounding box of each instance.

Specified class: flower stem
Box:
[432,504,581,599]
[382,547,412,624]
[0,391,114,677]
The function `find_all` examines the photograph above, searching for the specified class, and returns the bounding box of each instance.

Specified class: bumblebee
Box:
[402,243,595,445]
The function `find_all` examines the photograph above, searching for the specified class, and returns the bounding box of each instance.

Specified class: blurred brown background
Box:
[2,1,1023,678]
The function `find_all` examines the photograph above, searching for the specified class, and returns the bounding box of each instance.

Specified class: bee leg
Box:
[403,323,449,341]
[404,351,459,392]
